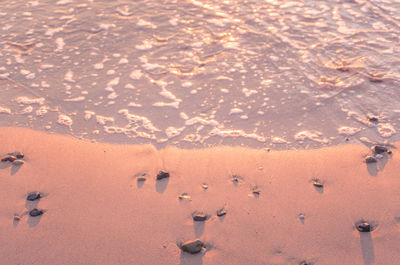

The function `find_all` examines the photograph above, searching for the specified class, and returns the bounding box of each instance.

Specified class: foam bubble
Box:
[0,106,11,114]
[377,123,396,138]
[15,96,45,105]
[338,126,361,136]
[57,114,73,127]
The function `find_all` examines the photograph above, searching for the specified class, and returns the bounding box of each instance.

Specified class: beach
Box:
[0,126,399,265]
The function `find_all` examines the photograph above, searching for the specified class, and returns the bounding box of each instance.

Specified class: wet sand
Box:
[1,126,400,265]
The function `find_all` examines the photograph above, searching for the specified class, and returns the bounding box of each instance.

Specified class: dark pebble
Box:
[180,239,204,254]
[373,145,388,154]
[156,171,169,180]
[217,208,226,217]
[369,77,383,83]
[1,155,16,162]
[388,150,392,155]
[8,152,24,159]
[365,156,377,163]
[357,222,372,232]
[336,67,350,72]
[313,180,323,188]
[368,116,378,123]
[300,262,308,265]
[193,213,207,222]
[29,209,44,217]
[27,192,41,201]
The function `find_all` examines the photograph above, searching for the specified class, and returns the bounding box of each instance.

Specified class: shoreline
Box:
[0,126,399,265]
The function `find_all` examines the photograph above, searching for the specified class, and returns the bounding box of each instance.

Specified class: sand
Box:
[0,127,399,265]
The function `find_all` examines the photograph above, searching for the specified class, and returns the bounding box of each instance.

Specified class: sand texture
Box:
[0,127,399,265]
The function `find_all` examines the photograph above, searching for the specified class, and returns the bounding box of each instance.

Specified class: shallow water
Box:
[0,0,399,149]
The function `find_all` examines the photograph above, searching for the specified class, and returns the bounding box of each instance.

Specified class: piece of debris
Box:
[8,152,24,159]
[180,239,204,254]
[373,145,388,154]
[27,191,41,201]
[1,155,16,162]
[312,179,323,188]
[365,156,377,163]
[29,209,44,217]
[193,212,207,222]
[12,159,24,166]
[178,193,191,201]
[217,207,227,217]
[356,221,373,232]
[156,171,169,180]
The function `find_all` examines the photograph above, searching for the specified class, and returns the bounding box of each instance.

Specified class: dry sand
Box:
[0,127,399,265]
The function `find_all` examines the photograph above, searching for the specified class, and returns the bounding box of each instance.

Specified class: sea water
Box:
[0,0,399,149]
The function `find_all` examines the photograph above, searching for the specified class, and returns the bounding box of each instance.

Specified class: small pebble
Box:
[217,207,227,217]
[137,177,146,182]
[365,156,377,163]
[156,171,169,180]
[373,145,388,154]
[1,155,16,162]
[12,159,24,166]
[13,215,21,221]
[376,154,384,159]
[368,116,378,123]
[357,222,372,232]
[8,152,24,159]
[180,239,204,254]
[312,180,323,188]
[178,193,191,201]
[29,208,44,217]
[201,183,208,190]
[193,213,207,222]
[27,191,41,201]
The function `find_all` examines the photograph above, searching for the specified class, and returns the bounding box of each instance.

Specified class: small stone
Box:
[299,262,308,265]
[156,171,169,180]
[1,155,16,162]
[13,215,21,221]
[29,208,44,217]
[201,183,208,190]
[8,152,24,159]
[178,193,191,201]
[27,191,41,201]
[12,159,24,166]
[373,145,388,154]
[193,213,207,222]
[376,154,384,159]
[137,177,146,182]
[357,222,372,232]
[368,116,379,123]
[217,207,226,217]
[312,180,323,188]
[388,150,392,155]
[180,239,204,254]
[365,156,377,163]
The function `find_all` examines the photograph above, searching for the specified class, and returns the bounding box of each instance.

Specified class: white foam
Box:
[64,70,75,82]
[15,96,45,105]
[377,123,396,138]
[165,126,185,139]
[36,106,48,116]
[0,106,11,114]
[229,108,244,115]
[84,110,95,120]
[64,96,85,102]
[96,115,114,125]
[129,70,143,80]
[55,38,65,52]
[94,63,104,69]
[272,137,287,144]
[338,126,361,136]
[57,114,73,127]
